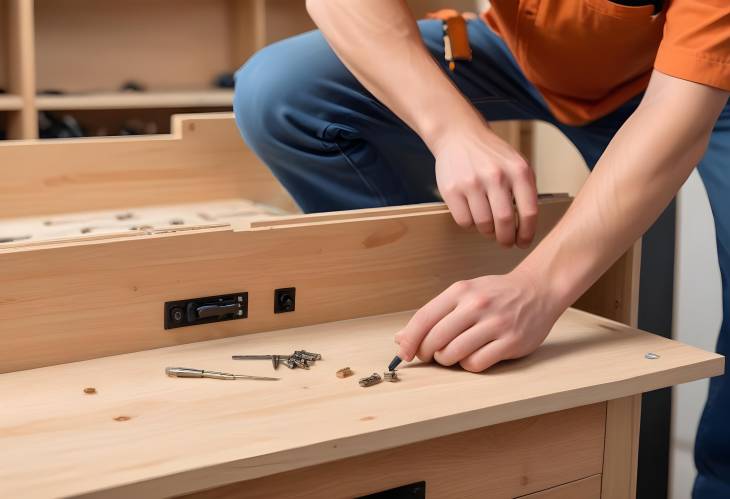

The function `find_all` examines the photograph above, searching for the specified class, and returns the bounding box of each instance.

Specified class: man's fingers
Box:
[395,285,462,361]
[486,183,516,247]
[416,304,476,362]
[465,190,495,236]
[512,167,538,248]
[459,337,515,372]
[442,191,473,229]
[433,321,500,366]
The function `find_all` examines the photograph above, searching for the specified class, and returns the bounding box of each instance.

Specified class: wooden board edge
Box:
[76,353,723,499]
[601,395,642,499]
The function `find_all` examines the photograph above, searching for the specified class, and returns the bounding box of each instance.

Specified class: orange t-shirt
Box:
[483,0,730,125]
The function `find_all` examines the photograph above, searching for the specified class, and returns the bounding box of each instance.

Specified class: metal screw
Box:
[645,352,660,360]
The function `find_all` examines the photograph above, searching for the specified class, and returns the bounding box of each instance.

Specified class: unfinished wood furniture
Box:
[0,113,721,498]
[0,0,496,140]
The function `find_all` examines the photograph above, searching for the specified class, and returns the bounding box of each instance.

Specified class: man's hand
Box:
[394,269,561,371]
[307,0,537,246]
[433,127,537,247]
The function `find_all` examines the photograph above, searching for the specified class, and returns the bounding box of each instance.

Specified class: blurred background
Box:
[0,1,720,497]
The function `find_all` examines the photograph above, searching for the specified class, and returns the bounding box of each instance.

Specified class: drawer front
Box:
[181,403,606,499]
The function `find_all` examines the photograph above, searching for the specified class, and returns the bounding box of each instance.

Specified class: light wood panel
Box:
[228,0,266,67]
[263,0,316,44]
[34,0,233,92]
[0,0,7,87]
[0,113,294,218]
[0,93,23,110]
[575,240,642,326]
[0,308,721,498]
[602,395,642,499]
[36,90,234,111]
[515,475,602,499]
[0,198,570,372]
[184,405,605,499]
[6,0,36,138]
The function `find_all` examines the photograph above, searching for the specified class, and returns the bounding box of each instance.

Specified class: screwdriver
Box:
[165,367,279,381]
[387,355,403,372]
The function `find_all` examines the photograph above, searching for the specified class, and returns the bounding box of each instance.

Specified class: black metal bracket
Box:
[164,292,248,330]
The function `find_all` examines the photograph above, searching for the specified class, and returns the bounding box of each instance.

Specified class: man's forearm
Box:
[517,71,729,310]
[305,0,483,149]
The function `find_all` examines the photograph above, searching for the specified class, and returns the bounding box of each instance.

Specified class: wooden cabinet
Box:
[0,114,722,498]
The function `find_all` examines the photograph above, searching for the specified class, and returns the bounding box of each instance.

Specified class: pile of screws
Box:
[232,350,322,370]
[285,350,322,370]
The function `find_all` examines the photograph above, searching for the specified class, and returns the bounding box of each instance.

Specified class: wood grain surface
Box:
[0,199,569,373]
[184,405,605,499]
[0,308,722,498]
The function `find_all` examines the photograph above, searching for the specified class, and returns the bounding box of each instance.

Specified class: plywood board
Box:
[0,198,284,245]
[0,199,569,372]
[34,0,233,92]
[0,308,722,498]
[185,405,605,499]
[0,113,295,218]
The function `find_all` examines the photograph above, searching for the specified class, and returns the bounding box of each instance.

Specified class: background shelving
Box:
[0,0,479,140]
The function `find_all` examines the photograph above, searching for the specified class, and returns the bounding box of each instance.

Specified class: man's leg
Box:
[693,99,730,499]
[233,19,553,213]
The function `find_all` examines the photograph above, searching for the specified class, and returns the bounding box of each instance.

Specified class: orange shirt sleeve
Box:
[654,0,730,91]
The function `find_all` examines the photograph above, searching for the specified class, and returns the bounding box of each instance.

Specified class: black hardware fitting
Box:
[357,481,426,499]
[274,287,296,314]
[164,292,248,330]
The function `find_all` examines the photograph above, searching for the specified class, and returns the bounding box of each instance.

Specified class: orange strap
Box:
[425,10,472,71]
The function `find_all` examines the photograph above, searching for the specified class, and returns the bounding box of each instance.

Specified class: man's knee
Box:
[233,44,288,153]
[233,32,333,155]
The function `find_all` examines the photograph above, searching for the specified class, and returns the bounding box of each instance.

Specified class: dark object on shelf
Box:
[38,111,85,139]
[0,130,6,140]
[37,89,65,96]
[120,81,146,92]
[118,119,158,136]
[213,72,235,89]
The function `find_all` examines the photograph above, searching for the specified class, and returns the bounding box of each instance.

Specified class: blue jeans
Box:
[234,19,730,498]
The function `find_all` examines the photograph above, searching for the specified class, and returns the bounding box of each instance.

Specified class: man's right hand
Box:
[306,0,538,246]
[432,125,538,248]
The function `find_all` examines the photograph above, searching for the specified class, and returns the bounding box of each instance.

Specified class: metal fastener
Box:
[336,367,353,378]
[383,371,399,382]
[645,352,660,360]
[359,373,382,387]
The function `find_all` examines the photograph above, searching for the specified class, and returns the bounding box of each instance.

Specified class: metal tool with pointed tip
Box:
[165,367,279,381]
[231,354,290,369]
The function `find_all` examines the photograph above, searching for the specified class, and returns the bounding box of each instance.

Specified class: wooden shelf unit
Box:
[0,0,488,140]
[0,0,317,139]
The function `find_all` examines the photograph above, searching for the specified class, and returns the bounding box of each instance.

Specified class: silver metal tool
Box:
[232,350,322,370]
[232,354,290,369]
[165,367,279,381]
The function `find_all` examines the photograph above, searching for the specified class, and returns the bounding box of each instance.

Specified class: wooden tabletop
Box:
[0,308,722,499]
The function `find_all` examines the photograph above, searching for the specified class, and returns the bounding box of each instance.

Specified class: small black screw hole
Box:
[274,287,296,314]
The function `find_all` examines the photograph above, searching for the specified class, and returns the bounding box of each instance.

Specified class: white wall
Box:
[670,172,723,499]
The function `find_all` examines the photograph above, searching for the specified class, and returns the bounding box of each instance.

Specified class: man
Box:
[233,1,730,496]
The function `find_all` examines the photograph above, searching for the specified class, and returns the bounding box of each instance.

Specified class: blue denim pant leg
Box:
[233,19,552,213]
[693,99,730,499]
